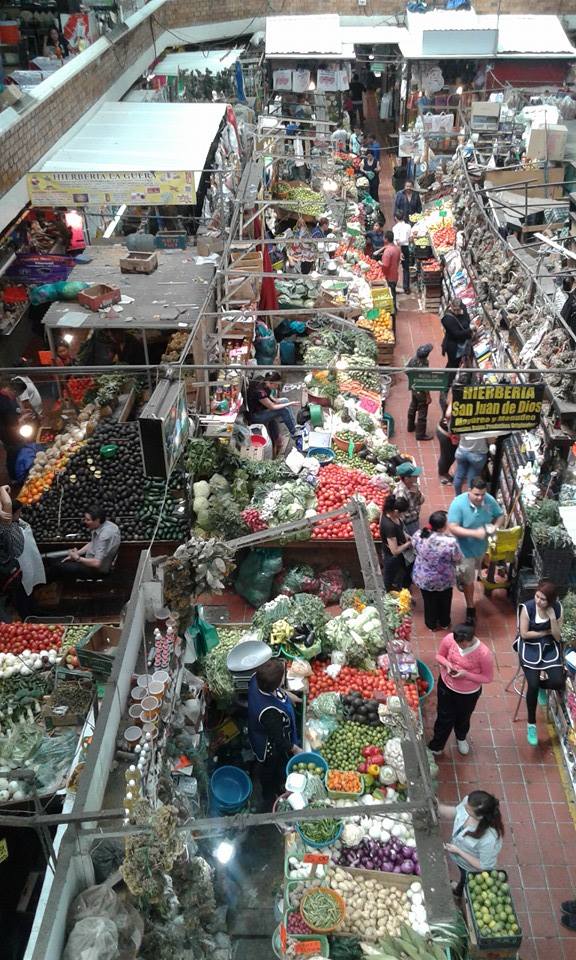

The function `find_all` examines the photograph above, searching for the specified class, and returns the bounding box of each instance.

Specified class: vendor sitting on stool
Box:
[246,373,298,458]
[248,659,302,811]
[49,505,120,580]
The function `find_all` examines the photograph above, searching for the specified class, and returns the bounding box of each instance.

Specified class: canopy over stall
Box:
[399,9,576,60]
[264,14,354,61]
[27,102,228,206]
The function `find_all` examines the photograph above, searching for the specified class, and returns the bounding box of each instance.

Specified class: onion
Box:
[401,860,414,874]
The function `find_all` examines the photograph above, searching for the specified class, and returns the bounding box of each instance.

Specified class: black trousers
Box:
[258,753,288,811]
[428,676,482,751]
[453,867,467,897]
[522,663,565,724]
[383,554,412,591]
[407,392,428,439]
[421,587,453,631]
[389,280,398,315]
[400,244,411,292]
[48,559,104,580]
[437,426,457,478]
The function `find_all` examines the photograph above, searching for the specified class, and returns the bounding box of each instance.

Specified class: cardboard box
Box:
[119,251,158,274]
[471,101,501,131]
[78,284,121,311]
[197,237,224,257]
[526,124,567,161]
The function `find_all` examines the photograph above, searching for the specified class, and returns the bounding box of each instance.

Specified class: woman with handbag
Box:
[412,511,463,631]
[517,580,565,746]
[379,494,413,590]
[441,298,471,378]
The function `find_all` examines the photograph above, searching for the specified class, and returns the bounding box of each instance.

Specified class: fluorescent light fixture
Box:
[368,54,375,61]
[308,80,316,91]
[63,333,74,344]
[214,840,235,864]
[456,85,463,95]
[103,204,127,240]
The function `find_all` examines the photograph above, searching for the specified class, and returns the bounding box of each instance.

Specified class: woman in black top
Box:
[246,375,298,457]
[379,494,413,590]
[441,298,472,376]
[361,152,380,202]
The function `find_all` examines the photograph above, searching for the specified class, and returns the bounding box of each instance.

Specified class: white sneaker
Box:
[456,739,470,755]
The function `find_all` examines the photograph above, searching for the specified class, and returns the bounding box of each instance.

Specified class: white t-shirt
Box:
[393,221,412,246]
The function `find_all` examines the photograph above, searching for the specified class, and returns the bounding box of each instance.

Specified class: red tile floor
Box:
[378,165,576,957]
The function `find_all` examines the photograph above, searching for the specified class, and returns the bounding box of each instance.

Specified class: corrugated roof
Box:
[156,49,243,77]
[265,15,346,58]
[496,15,575,55]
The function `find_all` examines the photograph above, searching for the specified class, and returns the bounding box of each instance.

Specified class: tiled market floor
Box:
[378,166,576,959]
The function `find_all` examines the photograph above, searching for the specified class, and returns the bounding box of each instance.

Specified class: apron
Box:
[19,520,46,596]
[516,599,562,671]
[247,674,298,762]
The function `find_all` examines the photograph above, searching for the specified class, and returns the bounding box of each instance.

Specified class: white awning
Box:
[28,102,227,205]
[400,10,575,60]
[265,15,353,59]
[340,24,407,46]
[155,49,243,77]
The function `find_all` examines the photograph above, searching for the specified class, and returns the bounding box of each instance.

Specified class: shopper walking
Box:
[453,434,488,495]
[447,479,504,625]
[248,660,302,810]
[517,580,565,747]
[381,231,402,314]
[392,214,412,294]
[428,624,494,755]
[393,181,422,221]
[394,462,425,535]
[412,511,463,630]
[379,494,413,590]
[441,298,472,375]
[361,151,380,202]
[405,343,434,440]
[437,411,458,485]
[439,791,504,897]
[349,73,366,125]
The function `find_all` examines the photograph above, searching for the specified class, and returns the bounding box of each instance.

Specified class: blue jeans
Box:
[453,451,487,495]
[249,406,296,444]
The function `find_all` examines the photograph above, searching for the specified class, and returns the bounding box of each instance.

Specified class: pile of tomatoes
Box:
[308,661,427,710]
[312,465,387,540]
[0,623,64,656]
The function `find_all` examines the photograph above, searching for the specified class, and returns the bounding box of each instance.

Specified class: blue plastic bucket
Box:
[417,659,434,701]
[286,751,328,778]
[210,765,252,812]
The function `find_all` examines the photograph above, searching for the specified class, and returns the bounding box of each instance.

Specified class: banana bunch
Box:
[367,925,447,960]
[270,619,294,647]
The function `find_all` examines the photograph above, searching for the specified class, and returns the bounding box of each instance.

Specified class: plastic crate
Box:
[325,769,364,800]
[464,870,522,951]
[533,545,574,584]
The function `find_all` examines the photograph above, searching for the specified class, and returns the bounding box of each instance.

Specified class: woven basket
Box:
[299,886,346,933]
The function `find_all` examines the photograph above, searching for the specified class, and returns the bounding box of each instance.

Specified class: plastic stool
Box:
[382,412,395,438]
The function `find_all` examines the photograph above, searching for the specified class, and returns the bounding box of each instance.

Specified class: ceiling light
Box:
[214,840,235,864]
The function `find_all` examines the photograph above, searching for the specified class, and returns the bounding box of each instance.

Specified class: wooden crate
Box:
[154,231,187,250]
[230,250,264,273]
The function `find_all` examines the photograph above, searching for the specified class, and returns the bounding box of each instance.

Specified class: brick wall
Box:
[1,0,576,203]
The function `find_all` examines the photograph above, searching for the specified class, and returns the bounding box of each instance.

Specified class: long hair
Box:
[465,790,505,839]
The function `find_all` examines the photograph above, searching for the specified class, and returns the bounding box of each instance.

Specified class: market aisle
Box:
[383,261,576,959]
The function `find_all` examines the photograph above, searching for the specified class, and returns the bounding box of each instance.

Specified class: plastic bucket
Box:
[251,435,267,447]
[286,751,328,778]
[417,659,434,701]
[210,765,252,812]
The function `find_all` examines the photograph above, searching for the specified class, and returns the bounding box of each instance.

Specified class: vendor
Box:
[248,659,302,810]
[311,217,331,238]
[294,216,317,274]
[50,505,121,580]
[393,181,422,221]
[361,151,380,203]
[439,791,504,897]
[43,25,69,59]
[246,373,298,458]
[381,231,401,313]
[366,221,385,258]
[330,120,348,153]
[11,499,45,604]
[0,381,24,482]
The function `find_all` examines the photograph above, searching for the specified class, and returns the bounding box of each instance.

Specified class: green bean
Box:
[302,890,342,928]
[299,818,340,842]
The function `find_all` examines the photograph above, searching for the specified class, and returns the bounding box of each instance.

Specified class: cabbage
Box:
[210,474,229,492]
[193,497,210,514]
[193,480,210,499]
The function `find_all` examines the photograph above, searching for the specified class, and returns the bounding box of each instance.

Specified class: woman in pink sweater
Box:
[428,624,494,757]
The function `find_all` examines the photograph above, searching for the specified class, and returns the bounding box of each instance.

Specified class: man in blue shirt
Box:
[447,478,504,625]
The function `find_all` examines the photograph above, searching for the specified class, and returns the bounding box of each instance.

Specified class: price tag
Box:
[295,941,322,955]
[279,923,287,955]
[0,838,7,863]
[303,852,329,877]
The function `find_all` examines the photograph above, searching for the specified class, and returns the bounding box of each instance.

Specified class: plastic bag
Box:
[275,564,317,597]
[68,884,144,960]
[306,717,339,749]
[28,280,90,305]
[235,548,283,607]
[309,692,342,719]
[316,567,349,604]
[91,839,125,883]
[288,658,312,678]
[62,917,118,960]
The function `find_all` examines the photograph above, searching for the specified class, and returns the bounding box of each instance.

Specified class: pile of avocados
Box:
[341,692,381,727]
[23,422,189,542]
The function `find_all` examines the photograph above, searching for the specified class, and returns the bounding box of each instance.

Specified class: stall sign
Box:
[450,383,545,434]
[27,170,196,207]
[407,370,451,392]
